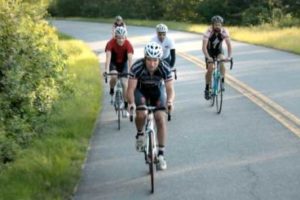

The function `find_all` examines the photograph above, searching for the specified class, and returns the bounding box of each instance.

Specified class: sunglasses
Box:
[158,32,166,36]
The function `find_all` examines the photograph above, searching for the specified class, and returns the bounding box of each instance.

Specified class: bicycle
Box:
[129,106,171,194]
[208,58,233,114]
[104,72,130,130]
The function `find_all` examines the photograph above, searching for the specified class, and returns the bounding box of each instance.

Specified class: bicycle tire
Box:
[115,91,122,130]
[210,74,216,107]
[148,131,155,193]
[117,107,121,130]
[216,78,223,114]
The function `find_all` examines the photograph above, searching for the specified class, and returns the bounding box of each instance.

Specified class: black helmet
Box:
[211,15,224,24]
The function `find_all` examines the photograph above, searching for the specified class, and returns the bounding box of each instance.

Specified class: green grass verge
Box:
[0,34,102,200]
[54,17,300,55]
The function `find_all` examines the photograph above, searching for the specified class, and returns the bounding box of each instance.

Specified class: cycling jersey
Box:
[105,38,134,68]
[203,27,229,57]
[129,58,172,91]
[130,58,172,108]
[151,36,175,59]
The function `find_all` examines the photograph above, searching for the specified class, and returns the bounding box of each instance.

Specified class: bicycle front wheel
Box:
[215,78,223,114]
[148,131,155,193]
[210,73,216,107]
[115,91,122,130]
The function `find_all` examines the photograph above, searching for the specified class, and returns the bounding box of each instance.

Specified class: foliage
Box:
[49,0,300,26]
[0,36,102,200]
[0,0,70,164]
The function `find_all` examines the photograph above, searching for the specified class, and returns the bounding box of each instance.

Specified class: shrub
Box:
[0,0,70,164]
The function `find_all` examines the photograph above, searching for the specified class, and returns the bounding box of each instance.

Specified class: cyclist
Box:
[112,15,127,37]
[151,24,176,68]
[104,26,133,114]
[202,15,232,100]
[127,42,175,170]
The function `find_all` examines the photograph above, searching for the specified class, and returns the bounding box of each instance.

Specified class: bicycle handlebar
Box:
[207,58,234,70]
[103,72,131,83]
[129,106,172,122]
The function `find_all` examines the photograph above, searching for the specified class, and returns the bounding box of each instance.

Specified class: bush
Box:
[242,5,272,25]
[0,0,70,164]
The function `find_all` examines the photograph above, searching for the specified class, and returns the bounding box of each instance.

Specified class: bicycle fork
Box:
[212,67,221,96]
[144,114,157,164]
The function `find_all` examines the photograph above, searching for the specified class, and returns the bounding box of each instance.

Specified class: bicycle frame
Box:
[104,72,130,129]
[143,107,158,164]
[211,62,222,97]
[208,58,233,113]
[129,106,171,193]
[114,78,124,110]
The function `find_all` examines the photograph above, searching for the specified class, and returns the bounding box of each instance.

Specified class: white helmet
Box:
[144,42,163,59]
[114,26,127,37]
[115,15,123,21]
[156,23,168,33]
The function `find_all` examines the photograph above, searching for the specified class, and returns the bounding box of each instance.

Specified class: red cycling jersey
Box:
[105,39,134,65]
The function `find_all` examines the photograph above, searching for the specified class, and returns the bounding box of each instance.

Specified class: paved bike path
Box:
[52,20,300,200]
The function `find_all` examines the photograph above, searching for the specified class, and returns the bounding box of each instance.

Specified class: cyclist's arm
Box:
[169,49,176,68]
[225,37,232,58]
[165,80,175,104]
[127,78,137,105]
[105,51,112,73]
[202,39,212,60]
[127,53,133,71]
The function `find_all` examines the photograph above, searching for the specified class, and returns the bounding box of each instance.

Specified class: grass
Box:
[229,25,300,54]
[54,17,300,55]
[0,34,102,200]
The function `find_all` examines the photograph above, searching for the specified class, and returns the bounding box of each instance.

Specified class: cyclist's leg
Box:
[121,62,129,109]
[152,85,167,166]
[134,88,147,151]
[154,110,167,150]
[205,58,214,87]
[109,62,118,95]
[205,56,214,100]
[218,54,225,79]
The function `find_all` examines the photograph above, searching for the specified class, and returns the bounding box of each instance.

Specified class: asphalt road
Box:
[51,20,300,200]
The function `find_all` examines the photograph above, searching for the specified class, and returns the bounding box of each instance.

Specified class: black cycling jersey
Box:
[207,33,224,55]
[203,27,229,57]
[129,58,172,90]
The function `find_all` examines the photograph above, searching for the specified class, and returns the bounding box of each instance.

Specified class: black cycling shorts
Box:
[109,61,128,74]
[134,85,166,110]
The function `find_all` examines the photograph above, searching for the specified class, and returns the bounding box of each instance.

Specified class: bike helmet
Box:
[144,42,163,59]
[211,15,224,24]
[115,15,123,21]
[114,26,127,37]
[156,23,168,33]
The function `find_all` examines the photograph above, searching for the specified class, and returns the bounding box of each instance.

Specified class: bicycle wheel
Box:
[210,75,215,107]
[148,131,155,193]
[215,77,223,114]
[115,91,121,130]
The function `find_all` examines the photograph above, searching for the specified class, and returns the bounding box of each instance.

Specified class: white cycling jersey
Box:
[151,36,175,59]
